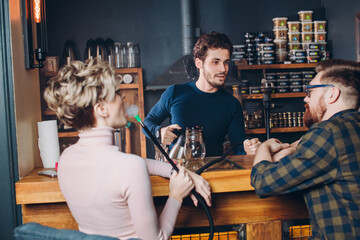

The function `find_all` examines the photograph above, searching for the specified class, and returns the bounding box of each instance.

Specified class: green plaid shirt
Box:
[251,109,360,240]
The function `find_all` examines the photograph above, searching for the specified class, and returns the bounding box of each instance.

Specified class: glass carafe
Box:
[184,126,206,171]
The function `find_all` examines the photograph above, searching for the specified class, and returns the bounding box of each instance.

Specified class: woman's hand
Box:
[244,138,261,155]
[185,168,211,207]
[169,166,194,204]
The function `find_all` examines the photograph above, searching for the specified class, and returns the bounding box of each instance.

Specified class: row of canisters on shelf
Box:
[270,112,305,128]
[239,70,315,94]
[113,42,140,68]
[244,110,305,129]
[82,39,140,68]
[273,10,328,63]
[232,32,276,65]
[275,41,329,64]
[244,110,263,129]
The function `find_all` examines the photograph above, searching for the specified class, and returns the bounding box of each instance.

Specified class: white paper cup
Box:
[37,120,60,168]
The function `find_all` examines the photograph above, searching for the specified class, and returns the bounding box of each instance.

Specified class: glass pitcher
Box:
[184,126,206,171]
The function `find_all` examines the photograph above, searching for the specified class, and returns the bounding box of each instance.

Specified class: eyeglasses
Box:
[304,84,335,98]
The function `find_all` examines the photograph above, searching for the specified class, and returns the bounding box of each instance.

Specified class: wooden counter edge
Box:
[16,168,254,205]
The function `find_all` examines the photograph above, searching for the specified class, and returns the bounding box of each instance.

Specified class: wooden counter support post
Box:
[247,220,282,240]
[125,127,131,153]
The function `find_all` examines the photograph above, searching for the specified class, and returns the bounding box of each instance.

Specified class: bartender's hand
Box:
[160,124,181,145]
[185,168,211,207]
[244,138,261,155]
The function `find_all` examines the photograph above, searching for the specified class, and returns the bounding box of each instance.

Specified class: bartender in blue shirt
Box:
[144,31,259,157]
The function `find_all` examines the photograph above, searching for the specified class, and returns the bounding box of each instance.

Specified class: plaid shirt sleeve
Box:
[251,125,337,198]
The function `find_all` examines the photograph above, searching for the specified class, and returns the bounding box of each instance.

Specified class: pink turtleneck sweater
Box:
[57,127,181,240]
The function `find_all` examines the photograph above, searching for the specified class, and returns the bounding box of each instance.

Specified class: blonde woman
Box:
[44,59,211,240]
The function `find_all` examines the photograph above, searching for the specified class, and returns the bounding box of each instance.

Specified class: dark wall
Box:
[324,0,360,60]
[45,0,359,157]
[46,0,182,83]
[46,0,325,86]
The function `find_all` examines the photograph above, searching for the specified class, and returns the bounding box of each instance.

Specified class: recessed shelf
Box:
[246,126,308,134]
[236,63,317,70]
[242,92,306,99]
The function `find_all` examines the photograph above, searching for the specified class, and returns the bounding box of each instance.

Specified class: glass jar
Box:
[120,43,127,68]
[184,126,206,171]
[127,42,135,68]
[134,43,141,67]
[232,85,241,103]
[114,42,121,69]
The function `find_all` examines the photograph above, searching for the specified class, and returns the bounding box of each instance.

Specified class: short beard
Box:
[203,66,226,89]
[303,96,327,128]
[206,78,225,89]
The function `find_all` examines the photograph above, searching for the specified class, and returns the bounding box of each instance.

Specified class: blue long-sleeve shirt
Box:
[143,81,246,157]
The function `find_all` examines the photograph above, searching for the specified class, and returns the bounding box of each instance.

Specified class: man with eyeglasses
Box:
[251,59,360,239]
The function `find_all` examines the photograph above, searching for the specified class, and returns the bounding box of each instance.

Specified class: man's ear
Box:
[94,102,109,118]
[328,87,341,104]
[195,58,203,69]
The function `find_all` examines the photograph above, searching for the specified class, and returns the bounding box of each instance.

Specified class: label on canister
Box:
[302,71,315,79]
[249,87,261,94]
[289,79,304,85]
[277,86,290,93]
[290,85,303,92]
[123,74,133,84]
[278,80,290,86]
[307,49,320,56]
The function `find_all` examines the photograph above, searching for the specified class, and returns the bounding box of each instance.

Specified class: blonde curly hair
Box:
[44,58,122,130]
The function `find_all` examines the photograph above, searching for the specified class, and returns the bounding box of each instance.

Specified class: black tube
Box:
[139,121,179,171]
[195,142,242,175]
[138,120,214,240]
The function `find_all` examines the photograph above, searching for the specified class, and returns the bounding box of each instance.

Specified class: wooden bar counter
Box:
[15,155,308,239]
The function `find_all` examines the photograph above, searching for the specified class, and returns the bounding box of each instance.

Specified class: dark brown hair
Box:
[316,59,360,108]
[193,31,233,62]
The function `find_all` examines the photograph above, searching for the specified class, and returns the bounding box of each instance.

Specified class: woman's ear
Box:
[94,102,109,118]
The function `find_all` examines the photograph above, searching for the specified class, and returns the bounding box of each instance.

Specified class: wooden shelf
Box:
[40,67,147,158]
[242,92,306,99]
[236,63,317,70]
[58,131,79,138]
[119,83,139,89]
[41,68,141,77]
[115,68,142,74]
[246,126,308,134]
